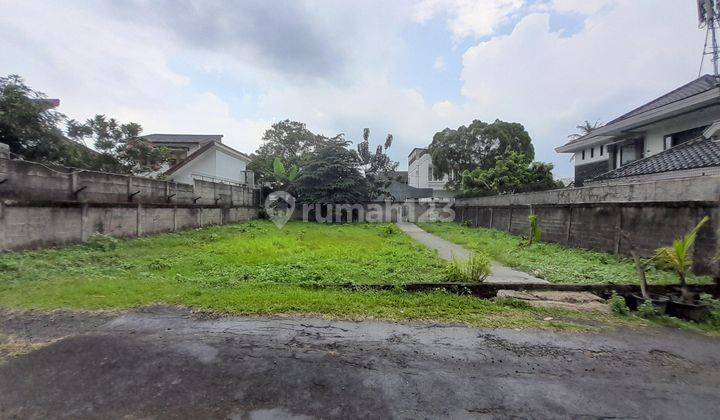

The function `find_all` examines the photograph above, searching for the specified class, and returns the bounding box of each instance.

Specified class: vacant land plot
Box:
[418,222,713,285]
[0,220,653,331]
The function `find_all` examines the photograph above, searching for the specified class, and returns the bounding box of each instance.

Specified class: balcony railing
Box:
[192,171,255,187]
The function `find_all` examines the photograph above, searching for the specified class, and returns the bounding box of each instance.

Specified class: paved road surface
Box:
[1,308,719,419]
[396,222,548,284]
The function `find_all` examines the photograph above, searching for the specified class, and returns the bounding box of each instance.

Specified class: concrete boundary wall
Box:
[455,177,720,274]
[0,157,260,251]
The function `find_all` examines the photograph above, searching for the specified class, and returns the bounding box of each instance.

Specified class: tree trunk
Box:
[630,250,649,299]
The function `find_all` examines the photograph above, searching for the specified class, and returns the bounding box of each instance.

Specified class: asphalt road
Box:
[1,307,719,419]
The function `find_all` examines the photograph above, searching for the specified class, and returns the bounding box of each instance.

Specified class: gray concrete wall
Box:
[0,157,260,251]
[455,177,720,274]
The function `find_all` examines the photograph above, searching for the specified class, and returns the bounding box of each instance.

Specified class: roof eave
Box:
[556,87,720,153]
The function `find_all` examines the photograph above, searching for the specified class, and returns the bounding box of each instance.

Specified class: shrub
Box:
[528,214,541,245]
[380,224,401,237]
[699,294,720,327]
[86,232,118,251]
[636,300,658,319]
[608,292,629,315]
[443,252,491,283]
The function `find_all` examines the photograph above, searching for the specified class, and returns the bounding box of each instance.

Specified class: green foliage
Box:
[528,214,541,245]
[636,300,658,319]
[67,115,169,175]
[427,119,535,190]
[699,294,720,327]
[356,128,398,198]
[608,293,629,315]
[418,222,713,285]
[295,137,373,203]
[0,74,88,166]
[653,217,710,297]
[443,252,491,283]
[380,224,401,236]
[248,120,327,184]
[461,152,562,196]
[86,232,118,251]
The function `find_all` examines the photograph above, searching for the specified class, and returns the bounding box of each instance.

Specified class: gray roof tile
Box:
[588,137,720,181]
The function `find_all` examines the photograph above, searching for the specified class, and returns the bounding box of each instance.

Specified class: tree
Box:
[67,115,169,174]
[0,74,86,166]
[428,119,534,189]
[295,136,371,204]
[567,120,601,140]
[356,128,398,198]
[460,152,561,196]
[248,120,327,183]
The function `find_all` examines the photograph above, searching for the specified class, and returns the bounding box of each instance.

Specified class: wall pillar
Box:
[80,203,89,242]
[565,206,573,245]
[507,207,513,232]
[136,203,143,237]
[613,206,623,254]
[0,201,6,251]
[173,206,177,232]
[489,207,494,229]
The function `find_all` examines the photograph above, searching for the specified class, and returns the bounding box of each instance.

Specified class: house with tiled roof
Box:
[556,75,720,186]
[144,134,253,186]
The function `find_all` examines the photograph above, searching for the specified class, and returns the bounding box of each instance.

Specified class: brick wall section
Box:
[455,177,720,274]
[0,157,260,251]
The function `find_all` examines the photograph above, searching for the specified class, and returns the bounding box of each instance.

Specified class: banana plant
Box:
[528,214,541,245]
[271,157,299,184]
[654,216,710,303]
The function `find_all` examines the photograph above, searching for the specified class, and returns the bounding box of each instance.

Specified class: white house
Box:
[407,148,454,197]
[556,75,720,186]
[144,134,253,186]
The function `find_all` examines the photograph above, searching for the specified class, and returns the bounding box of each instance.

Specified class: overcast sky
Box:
[0,0,710,176]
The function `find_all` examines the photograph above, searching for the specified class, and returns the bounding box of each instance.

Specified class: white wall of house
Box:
[573,145,609,166]
[573,106,720,170]
[408,153,450,190]
[170,148,249,185]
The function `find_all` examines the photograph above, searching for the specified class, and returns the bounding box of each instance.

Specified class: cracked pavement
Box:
[1,307,719,419]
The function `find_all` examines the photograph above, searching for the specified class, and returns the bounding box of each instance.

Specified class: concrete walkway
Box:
[396,222,548,284]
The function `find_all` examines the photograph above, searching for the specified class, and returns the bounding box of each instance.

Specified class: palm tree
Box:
[567,120,601,140]
[654,216,710,303]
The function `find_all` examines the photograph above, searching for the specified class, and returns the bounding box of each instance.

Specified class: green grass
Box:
[418,222,713,285]
[0,221,447,288]
[0,220,712,332]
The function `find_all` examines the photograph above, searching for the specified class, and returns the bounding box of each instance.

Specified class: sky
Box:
[0,0,710,176]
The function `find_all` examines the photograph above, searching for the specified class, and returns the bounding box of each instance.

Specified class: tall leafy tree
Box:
[461,152,561,197]
[428,119,534,189]
[0,74,86,166]
[67,115,169,174]
[249,120,327,183]
[295,136,371,203]
[356,128,398,198]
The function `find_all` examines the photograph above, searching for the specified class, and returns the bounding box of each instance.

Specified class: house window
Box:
[590,147,594,158]
[581,150,585,160]
[600,145,604,156]
[620,144,636,166]
[663,135,672,151]
[664,126,707,150]
[428,166,433,182]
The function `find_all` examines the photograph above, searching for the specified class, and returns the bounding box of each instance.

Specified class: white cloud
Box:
[413,0,524,39]
[433,56,447,72]
[457,0,706,171]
